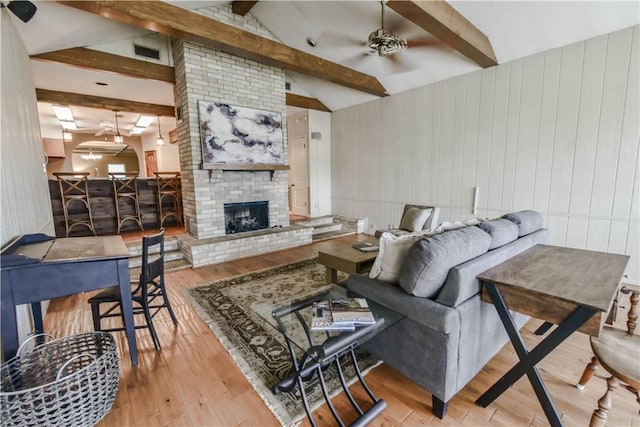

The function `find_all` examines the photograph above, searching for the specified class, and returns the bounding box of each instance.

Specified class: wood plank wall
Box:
[331,25,639,282]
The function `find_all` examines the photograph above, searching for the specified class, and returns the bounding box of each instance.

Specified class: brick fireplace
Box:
[171,5,312,267]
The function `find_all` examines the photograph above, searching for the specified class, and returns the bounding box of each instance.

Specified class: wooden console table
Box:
[475,244,629,427]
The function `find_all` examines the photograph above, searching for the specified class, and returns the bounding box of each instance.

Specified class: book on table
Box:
[310,301,355,331]
[310,298,375,330]
[330,298,376,325]
[351,242,379,252]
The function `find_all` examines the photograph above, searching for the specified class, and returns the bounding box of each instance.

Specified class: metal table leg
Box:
[272,311,386,426]
[476,281,597,427]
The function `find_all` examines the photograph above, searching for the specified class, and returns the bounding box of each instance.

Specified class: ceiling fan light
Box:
[368,29,407,56]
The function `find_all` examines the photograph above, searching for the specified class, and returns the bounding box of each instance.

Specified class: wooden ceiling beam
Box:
[232,1,258,16]
[386,0,498,68]
[57,1,388,97]
[31,47,175,83]
[36,88,175,117]
[32,51,330,113]
[286,93,331,112]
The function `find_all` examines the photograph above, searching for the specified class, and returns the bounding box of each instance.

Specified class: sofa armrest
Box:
[346,274,459,334]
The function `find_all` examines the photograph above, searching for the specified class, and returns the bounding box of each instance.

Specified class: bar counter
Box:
[48,178,182,237]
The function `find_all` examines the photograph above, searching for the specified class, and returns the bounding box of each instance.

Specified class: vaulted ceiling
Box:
[7,1,639,139]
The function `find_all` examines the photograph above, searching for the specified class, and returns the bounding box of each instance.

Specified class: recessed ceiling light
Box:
[306,37,317,47]
[51,105,74,121]
[60,121,77,130]
[135,115,155,128]
[129,127,146,135]
[95,82,108,86]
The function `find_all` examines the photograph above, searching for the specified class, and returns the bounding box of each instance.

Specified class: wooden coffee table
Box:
[318,237,379,284]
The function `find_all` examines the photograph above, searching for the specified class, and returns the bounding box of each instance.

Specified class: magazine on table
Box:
[351,242,380,252]
[330,298,376,325]
[310,301,355,331]
[310,297,376,330]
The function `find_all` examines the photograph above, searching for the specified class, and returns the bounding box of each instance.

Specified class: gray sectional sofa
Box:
[347,210,549,418]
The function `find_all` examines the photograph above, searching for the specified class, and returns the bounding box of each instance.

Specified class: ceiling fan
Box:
[338,1,445,73]
[74,111,128,138]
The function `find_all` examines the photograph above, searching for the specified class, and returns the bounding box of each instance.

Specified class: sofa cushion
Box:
[347,274,459,334]
[477,219,518,249]
[399,207,432,232]
[369,232,424,283]
[398,226,491,298]
[436,228,550,307]
[502,210,544,236]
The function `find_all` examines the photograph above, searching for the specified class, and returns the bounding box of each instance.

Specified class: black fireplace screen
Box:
[224,201,269,234]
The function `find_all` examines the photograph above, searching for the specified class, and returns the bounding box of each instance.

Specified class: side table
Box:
[253,284,403,427]
[318,238,379,284]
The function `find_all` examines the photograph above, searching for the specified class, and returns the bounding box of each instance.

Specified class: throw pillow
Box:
[399,207,432,232]
[477,219,519,249]
[369,232,425,283]
[398,226,491,298]
[463,218,483,226]
[440,221,466,231]
[502,210,544,236]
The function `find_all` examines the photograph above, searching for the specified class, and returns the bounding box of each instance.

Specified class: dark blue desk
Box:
[1,235,138,366]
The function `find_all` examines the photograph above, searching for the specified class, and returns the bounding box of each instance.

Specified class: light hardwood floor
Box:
[43,233,638,427]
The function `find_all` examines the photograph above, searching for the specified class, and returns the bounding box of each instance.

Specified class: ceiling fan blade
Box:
[316,31,368,49]
[95,129,106,136]
[387,54,411,73]
[406,38,451,52]
[342,51,377,69]
[386,52,423,74]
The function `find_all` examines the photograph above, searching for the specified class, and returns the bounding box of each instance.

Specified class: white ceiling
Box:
[8,1,639,139]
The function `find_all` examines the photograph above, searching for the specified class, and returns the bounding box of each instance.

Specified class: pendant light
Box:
[113,111,124,144]
[156,116,165,146]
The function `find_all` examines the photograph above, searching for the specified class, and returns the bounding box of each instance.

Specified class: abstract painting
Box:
[198,100,284,167]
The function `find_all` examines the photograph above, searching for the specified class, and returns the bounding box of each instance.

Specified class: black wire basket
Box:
[1,332,120,427]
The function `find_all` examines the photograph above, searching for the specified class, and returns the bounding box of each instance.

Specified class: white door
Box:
[289,135,309,216]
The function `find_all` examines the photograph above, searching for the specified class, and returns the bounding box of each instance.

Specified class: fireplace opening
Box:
[224,201,269,234]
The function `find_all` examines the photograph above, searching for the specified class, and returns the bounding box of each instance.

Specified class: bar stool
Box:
[53,172,96,237]
[110,172,144,234]
[154,172,183,227]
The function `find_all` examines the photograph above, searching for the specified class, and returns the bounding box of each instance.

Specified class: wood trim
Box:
[231,1,258,16]
[31,47,175,83]
[205,164,290,171]
[36,88,175,117]
[286,93,331,112]
[386,0,498,68]
[57,1,388,97]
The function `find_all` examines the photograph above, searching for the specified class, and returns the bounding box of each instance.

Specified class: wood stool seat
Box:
[53,172,96,237]
[111,172,144,234]
[155,171,183,227]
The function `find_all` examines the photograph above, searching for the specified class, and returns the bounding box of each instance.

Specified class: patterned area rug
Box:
[184,259,380,427]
